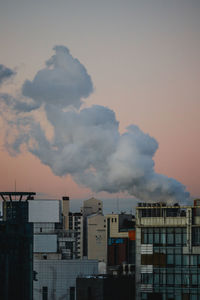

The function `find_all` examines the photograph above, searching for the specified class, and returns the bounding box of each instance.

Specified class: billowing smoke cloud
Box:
[0,64,16,86]
[0,46,190,204]
[22,46,93,109]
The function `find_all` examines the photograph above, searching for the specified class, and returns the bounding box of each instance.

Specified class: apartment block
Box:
[136,201,200,300]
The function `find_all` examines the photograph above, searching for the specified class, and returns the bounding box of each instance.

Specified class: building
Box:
[76,274,135,300]
[69,212,83,259]
[0,192,35,300]
[87,213,107,262]
[81,197,103,217]
[30,198,77,260]
[106,213,135,273]
[30,197,99,299]
[34,259,98,300]
[81,197,104,259]
[136,201,200,300]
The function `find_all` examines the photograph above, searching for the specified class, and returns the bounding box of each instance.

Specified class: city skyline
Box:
[0,0,199,202]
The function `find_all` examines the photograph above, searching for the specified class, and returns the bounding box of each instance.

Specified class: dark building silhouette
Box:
[0,192,35,300]
[76,275,135,300]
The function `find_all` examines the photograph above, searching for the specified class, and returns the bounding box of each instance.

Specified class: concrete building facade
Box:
[81,197,105,259]
[34,259,98,300]
[87,213,107,262]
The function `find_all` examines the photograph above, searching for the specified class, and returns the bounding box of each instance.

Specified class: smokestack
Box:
[62,196,69,230]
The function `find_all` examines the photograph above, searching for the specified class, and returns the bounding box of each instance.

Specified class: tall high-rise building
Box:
[0,192,35,300]
[135,201,200,300]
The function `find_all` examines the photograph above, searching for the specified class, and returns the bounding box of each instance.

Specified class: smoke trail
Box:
[0,64,16,86]
[0,46,190,204]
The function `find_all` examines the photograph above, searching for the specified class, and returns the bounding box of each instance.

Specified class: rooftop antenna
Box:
[14,179,16,201]
[117,197,119,214]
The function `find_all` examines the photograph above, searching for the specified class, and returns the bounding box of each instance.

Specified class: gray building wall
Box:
[33,259,98,300]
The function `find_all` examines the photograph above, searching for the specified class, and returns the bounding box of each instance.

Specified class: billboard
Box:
[28,200,61,223]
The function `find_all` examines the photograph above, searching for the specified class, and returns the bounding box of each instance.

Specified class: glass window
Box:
[175,228,181,233]
[160,248,166,254]
[167,234,174,245]
[160,233,166,244]
[175,255,182,266]
[160,273,166,285]
[149,233,153,244]
[167,255,174,265]
[154,273,159,284]
[191,255,197,266]
[175,234,182,245]
[175,248,181,254]
[141,293,147,300]
[143,233,148,244]
[167,274,174,285]
[154,233,160,244]
[167,293,174,300]
[191,295,197,300]
[167,228,173,233]
[182,274,190,286]
[175,274,181,285]
[148,273,153,284]
[183,255,189,266]
[42,287,48,300]
[167,248,173,254]
[183,229,187,245]
[192,274,197,286]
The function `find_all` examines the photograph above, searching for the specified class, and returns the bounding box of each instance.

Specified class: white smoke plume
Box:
[0,64,16,86]
[0,46,190,204]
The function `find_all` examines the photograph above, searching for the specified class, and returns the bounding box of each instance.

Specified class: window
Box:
[175,255,182,266]
[167,255,173,265]
[167,273,174,285]
[42,286,48,300]
[192,274,197,286]
[70,287,75,300]
[183,255,189,266]
[175,274,181,285]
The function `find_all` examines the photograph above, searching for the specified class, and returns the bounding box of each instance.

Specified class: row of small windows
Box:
[141,254,200,267]
[111,218,117,223]
[141,227,187,246]
[141,272,200,286]
[141,292,199,300]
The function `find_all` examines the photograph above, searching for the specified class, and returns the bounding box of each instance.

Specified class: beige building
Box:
[87,213,107,263]
[106,213,130,239]
[81,197,103,216]
[81,197,104,257]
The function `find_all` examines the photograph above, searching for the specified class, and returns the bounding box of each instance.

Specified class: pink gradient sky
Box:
[0,0,199,201]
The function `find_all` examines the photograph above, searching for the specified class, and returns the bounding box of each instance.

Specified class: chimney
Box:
[62,196,69,230]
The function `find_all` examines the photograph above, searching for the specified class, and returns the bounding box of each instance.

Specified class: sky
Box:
[0,0,199,210]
